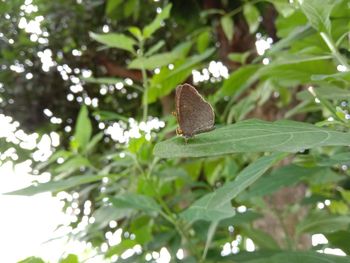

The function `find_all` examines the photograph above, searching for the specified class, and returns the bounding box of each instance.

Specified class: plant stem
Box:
[139,39,149,121]
[320,32,350,71]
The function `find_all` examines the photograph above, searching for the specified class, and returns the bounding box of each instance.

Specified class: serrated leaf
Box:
[220,15,234,42]
[243,4,260,34]
[5,175,103,196]
[72,105,92,152]
[181,153,285,222]
[143,3,172,38]
[90,32,136,53]
[154,119,350,158]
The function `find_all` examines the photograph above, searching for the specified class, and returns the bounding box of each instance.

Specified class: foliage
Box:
[2,0,350,262]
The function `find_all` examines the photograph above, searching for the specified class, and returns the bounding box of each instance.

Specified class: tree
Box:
[2,0,350,262]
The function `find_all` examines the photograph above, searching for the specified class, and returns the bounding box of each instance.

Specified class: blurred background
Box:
[1,0,350,262]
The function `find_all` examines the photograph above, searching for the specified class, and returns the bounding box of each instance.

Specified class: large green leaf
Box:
[5,175,103,196]
[181,153,285,222]
[154,119,350,158]
[72,105,92,152]
[90,32,136,53]
[143,3,172,38]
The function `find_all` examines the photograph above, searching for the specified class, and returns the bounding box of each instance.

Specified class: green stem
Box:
[139,39,149,121]
[320,32,350,71]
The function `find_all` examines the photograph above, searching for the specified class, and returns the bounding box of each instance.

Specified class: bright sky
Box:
[0,161,65,262]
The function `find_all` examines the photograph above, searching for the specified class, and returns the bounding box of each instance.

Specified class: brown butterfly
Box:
[174,83,215,142]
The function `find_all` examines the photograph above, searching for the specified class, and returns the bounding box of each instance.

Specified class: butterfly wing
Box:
[176,84,215,138]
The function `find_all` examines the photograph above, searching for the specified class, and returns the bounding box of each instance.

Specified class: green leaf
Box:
[143,3,172,38]
[93,110,129,122]
[196,30,211,53]
[241,226,280,250]
[83,77,123,85]
[18,257,45,263]
[147,48,215,103]
[296,211,350,234]
[227,251,350,263]
[181,153,285,222]
[145,40,165,56]
[72,105,92,152]
[217,64,260,100]
[59,254,79,263]
[220,15,234,42]
[5,175,103,196]
[90,32,136,53]
[239,165,317,200]
[154,119,350,158]
[228,52,250,64]
[105,0,122,17]
[128,52,178,70]
[111,193,161,213]
[300,0,335,33]
[243,4,260,34]
[54,155,92,174]
[128,26,142,41]
[297,86,350,101]
[311,72,350,83]
[326,230,350,254]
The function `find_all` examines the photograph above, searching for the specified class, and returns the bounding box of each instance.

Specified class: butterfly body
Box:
[175,84,215,141]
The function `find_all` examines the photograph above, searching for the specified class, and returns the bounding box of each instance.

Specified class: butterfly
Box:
[174,83,215,142]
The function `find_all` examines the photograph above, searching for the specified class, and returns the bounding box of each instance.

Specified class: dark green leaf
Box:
[326,230,350,254]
